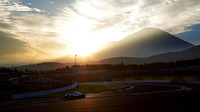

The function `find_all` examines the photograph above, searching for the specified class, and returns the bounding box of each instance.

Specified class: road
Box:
[1,83,200,112]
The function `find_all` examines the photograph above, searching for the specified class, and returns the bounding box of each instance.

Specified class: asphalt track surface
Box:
[1,83,200,112]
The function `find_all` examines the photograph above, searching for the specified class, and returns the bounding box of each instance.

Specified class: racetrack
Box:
[1,83,200,112]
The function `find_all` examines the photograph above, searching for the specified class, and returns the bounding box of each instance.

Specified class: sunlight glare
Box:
[55,6,128,57]
[63,31,104,56]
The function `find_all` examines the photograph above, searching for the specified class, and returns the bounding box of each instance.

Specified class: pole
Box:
[75,54,77,65]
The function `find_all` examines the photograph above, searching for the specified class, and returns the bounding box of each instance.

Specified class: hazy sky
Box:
[0,0,200,66]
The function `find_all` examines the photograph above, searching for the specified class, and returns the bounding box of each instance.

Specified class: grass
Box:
[45,83,128,97]
[113,76,200,81]
[0,83,127,105]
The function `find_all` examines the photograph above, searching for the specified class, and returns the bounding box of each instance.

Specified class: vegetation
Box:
[81,59,200,71]
[0,59,200,101]
[45,83,128,97]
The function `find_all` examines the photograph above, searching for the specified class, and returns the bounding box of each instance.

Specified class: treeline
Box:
[82,59,200,71]
[0,67,23,80]
[1,59,200,73]
[0,67,19,73]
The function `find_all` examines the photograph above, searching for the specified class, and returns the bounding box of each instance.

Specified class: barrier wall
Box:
[13,82,78,100]
[84,80,171,84]
[112,76,200,82]
[85,80,200,84]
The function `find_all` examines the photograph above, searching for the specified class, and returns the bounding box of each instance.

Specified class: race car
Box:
[64,92,86,100]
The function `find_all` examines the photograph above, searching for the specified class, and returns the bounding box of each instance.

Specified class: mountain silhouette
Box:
[13,28,197,70]
[14,62,73,71]
[145,45,200,63]
[92,28,194,59]
[98,45,200,64]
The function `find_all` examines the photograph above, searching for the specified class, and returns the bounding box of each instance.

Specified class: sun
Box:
[67,41,102,56]
[55,9,125,57]
[60,28,126,56]
[63,31,104,56]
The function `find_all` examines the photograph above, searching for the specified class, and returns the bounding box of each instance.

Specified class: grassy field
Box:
[112,76,200,81]
[45,83,128,97]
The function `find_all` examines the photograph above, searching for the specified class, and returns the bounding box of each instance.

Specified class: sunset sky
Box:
[0,0,200,66]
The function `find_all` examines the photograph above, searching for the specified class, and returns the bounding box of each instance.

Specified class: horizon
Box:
[0,0,200,66]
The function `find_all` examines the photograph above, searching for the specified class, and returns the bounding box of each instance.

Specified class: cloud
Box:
[0,22,11,29]
[0,31,54,66]
[186,24,200,31]
[2,12,60,56]
[61,0,200,36]
[49,1,54,4]
[46,0,200,57]
[12,13,50,27]
[0,0,43,24]
[1,0,200,66]
[0,0,42,12]
[0,31,28,55]
[0,0,67,65]
[38,40,68,54]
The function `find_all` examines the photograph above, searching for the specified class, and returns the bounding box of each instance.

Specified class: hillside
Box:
[13,62,73,71]
[98,45,200,64]
[13,46,200,71]
[12,28,197,70]
[92,28,194,59]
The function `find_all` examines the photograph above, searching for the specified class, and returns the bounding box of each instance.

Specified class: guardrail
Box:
[85,80,200,84]
[12,82,78,100]
[84,80,171,84]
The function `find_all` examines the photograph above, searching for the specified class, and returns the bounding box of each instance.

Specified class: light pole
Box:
[75,54,77,65]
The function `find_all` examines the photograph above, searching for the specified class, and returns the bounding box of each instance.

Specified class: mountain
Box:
[92,28,194,59]
[13,46,200,71]
[145,45,200,63]
[13,62,73,71]
[12,28,197,71]
[99,57,143,64]
[98,45,200,64]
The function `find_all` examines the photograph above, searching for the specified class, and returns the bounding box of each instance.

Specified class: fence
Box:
[13,82,78,99]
